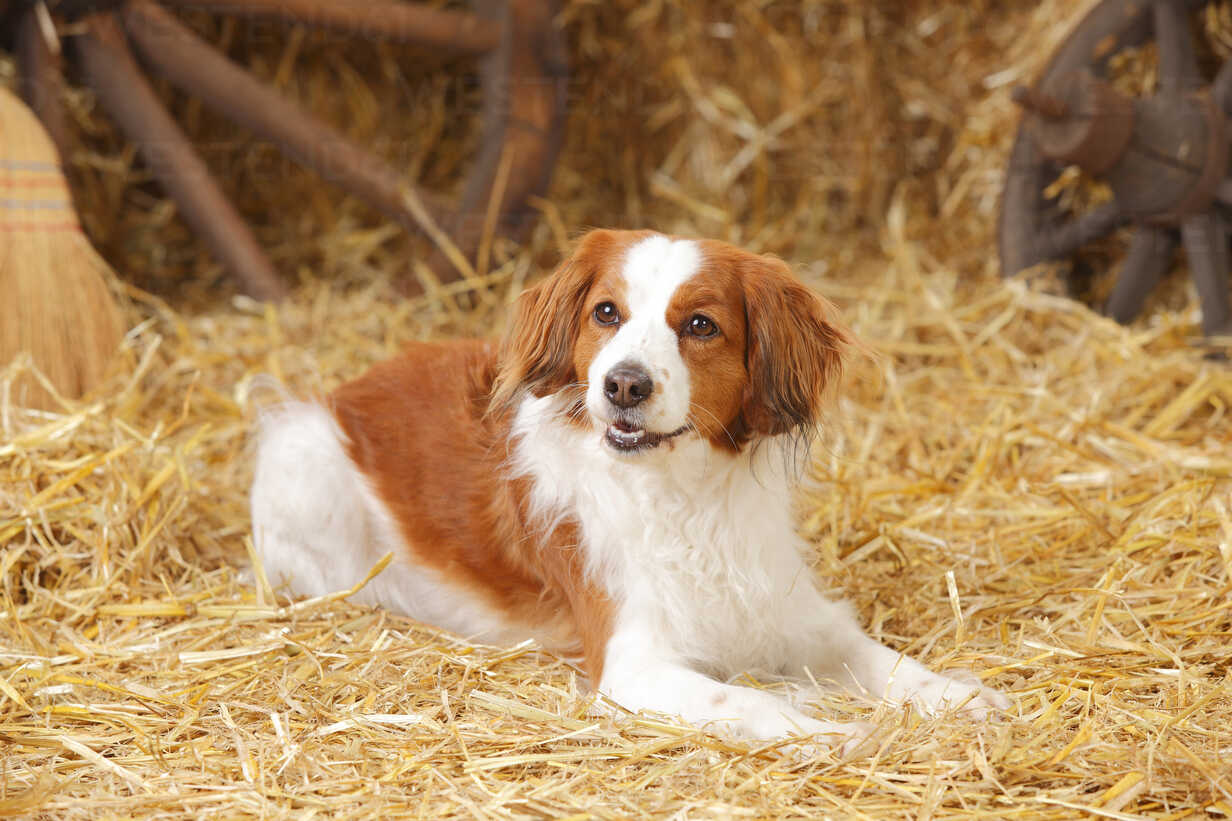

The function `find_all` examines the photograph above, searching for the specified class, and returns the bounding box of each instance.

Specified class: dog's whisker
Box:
[688,401,739,450]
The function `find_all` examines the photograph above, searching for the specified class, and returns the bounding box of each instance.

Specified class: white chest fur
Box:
[511,396,817,676]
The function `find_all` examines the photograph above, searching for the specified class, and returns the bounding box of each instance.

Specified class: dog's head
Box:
[493,229,849,454]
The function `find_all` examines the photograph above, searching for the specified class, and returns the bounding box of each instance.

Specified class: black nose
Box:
[604,364,654,408]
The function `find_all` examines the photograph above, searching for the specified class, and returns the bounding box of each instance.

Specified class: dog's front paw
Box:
[704,689,876,756]
[769,717,877,761]
[820,719,878,759]
[890,670,1010,718]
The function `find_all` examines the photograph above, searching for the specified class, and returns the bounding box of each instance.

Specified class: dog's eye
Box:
[687,314,718,337]
[593,301,621,326]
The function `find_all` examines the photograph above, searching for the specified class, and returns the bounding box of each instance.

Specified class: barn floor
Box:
[3,0,1232,817]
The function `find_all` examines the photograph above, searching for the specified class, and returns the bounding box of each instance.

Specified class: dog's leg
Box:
[598,625,871,751]
[788,587,1010,717]
[249,401,381,598]
[250,401,529,643]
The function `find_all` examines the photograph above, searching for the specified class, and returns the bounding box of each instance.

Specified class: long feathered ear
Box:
[490,232,608,411]
[738,255,850,438]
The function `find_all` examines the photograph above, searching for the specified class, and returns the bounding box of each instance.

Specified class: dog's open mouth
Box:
[604,419,688,452]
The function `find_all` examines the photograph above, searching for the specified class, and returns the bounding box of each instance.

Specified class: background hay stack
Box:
[0,85,123,409]
[2,0,1231,818]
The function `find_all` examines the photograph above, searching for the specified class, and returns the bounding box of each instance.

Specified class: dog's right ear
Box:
[491,230,613,411]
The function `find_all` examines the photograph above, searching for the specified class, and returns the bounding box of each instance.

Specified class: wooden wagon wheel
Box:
[999,0,1232,336]
[13,0,567,300]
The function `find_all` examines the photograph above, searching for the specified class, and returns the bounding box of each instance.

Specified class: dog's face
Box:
[494,230,848,454]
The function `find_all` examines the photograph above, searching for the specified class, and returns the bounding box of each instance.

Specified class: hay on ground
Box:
[2,0,1231,817]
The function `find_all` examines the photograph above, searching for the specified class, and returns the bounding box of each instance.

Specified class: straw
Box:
[2,0,1230,816]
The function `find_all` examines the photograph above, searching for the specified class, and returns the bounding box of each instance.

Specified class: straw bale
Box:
[3,0,1231,817]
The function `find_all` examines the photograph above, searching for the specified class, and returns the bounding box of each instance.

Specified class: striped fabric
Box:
[0,156,82,233]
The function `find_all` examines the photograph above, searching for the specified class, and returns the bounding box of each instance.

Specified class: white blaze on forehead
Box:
[585,235,701,434]
[621,235,702,310]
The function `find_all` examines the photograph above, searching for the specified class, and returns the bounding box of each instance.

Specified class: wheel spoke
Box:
[426,0,567,285]
[1038,202,1126,262]
[15,7,72,161]
[1181,213,1232,334]
[156,0,501,57]
[76,13,285,301]
[1213,58,1232,117]
[1153,0,1201,94]
[1105,226,1175,323]
[122,2,449,234]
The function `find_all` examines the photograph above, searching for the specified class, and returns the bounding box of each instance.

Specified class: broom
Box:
[0,84,125,409]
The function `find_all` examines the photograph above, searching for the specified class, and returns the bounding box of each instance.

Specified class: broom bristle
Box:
[0,86,125,409]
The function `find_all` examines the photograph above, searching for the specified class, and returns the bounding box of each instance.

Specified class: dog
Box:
[250,229,1007,749]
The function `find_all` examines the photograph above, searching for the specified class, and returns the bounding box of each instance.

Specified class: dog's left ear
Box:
[491,230,611,411]
[738,255,849,438]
